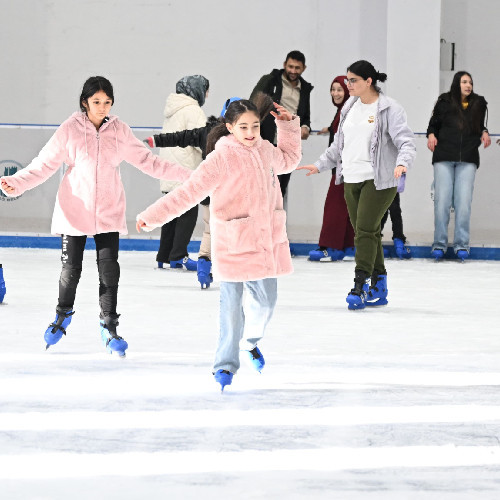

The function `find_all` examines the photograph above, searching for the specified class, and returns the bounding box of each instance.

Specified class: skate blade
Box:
[45,344,50,350]
[366,298,388,307]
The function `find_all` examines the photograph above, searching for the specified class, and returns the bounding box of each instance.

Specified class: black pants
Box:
[58,232,120,317]
[278,172,292,199]
[381,193,406,242]
[156,202,198,263]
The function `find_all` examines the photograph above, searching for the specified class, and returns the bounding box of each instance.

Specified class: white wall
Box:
[1,0,499,247]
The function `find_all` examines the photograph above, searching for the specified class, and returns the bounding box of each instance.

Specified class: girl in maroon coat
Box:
[309,76,355,262]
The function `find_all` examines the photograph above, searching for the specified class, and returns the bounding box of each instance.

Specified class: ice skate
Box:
[0,264,5,304]
[346,271,369,310]
[197,257,213,289]
[366,272,388,307]
[245,346,265,373]
[457,250,469,262]
[100,314,128,357]
[393,238,411,259]
[44,307,75,349]
[214,369,233,392]
[308,247,345,262]
[170,256,197,271]
[431,249,444,261]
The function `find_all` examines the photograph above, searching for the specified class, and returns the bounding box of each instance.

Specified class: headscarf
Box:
[176,75,210,107]
[330,75,350,138]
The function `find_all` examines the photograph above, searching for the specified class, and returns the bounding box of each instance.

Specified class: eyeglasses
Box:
[344,78,361,85]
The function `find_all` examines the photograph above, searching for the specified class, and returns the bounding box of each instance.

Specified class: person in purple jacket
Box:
[0,76,190,356]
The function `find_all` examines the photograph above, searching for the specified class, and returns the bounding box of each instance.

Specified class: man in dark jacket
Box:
[250,50,313,198]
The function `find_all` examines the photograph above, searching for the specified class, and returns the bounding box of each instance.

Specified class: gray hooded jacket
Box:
[314,94,416,190]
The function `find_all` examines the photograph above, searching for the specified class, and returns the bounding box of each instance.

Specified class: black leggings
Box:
[58,232,120,317]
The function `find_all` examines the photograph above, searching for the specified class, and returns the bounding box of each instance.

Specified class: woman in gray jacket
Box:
[299,60,416,310]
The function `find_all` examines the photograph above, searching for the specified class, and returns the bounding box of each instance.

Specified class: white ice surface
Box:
[0,247,499,499]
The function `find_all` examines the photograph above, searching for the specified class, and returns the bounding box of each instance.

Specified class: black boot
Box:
[346,270,369,310]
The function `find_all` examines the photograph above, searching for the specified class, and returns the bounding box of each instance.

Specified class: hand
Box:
[301,126,310,140]
[143,137,154,148]
[394,165,407,178]
[136,219,147,232]
[317,127,329,135]
[0,178,15,194]
[296,164,319,176]
[427,133,437,152]
[270,102,293,121]
[482,131,491,148]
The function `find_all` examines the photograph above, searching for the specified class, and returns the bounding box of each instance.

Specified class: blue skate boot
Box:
[346,271,369,310]
[246,346,265,373]
[100,314,128,358]
[366,272,388,307]
[214,369,233,392]
[44,307,75,349]
[0,264,6,304]
[457,249,469,262]
[309,247,345,262]
[393,238,411,259]
[170,256,197,271]
[197,257,213,289]
[431,248,444,261]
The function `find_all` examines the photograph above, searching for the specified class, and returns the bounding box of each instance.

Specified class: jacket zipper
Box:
[95,131,99,234]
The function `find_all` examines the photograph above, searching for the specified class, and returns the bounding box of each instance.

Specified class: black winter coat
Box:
[250,69,313,144]
[426,93,488,167]
[152,116,219,205]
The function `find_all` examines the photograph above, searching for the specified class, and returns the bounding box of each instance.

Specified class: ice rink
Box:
[0,246,499,499]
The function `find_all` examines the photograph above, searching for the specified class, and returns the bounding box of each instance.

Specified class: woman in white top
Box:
[299,60,416,310]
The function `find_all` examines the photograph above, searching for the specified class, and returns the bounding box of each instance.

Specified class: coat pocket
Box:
[272,209,288,244]
[224,216,258,255]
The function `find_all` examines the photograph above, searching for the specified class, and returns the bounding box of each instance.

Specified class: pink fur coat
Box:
[1,112,190,236]
[137,117,302,281]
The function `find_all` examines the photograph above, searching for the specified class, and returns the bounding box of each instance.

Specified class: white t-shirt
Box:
[341,98,378,183]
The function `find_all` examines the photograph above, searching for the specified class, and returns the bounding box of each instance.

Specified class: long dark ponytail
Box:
[206,92,273,154]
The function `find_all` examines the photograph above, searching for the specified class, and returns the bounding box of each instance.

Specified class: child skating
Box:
[0,76,190,356]
[137,97,301,390]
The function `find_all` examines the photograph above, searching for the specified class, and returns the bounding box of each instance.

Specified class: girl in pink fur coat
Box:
[0,76,190,357]
[136,98,302,390]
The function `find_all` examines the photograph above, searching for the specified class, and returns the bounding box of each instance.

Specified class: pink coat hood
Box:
[138,117,302,281]
[1,112,190,236]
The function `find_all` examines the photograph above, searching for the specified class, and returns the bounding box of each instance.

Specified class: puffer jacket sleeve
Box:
[426,97,445,137]
[137,152,221,230]
[0,123,69,197]
[387,102,416,169]
[270,117,302,174]
[120,122,192,182]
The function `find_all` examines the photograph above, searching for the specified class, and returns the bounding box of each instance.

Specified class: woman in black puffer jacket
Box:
[426,71,491,261]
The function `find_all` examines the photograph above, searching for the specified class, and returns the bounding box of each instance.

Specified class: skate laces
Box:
[49,310,75,334]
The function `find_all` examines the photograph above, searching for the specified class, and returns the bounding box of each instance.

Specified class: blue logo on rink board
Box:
[0,160,23,201]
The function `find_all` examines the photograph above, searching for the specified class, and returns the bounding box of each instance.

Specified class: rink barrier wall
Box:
[0,235,499,261]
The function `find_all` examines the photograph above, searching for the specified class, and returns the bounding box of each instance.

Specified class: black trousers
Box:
[381,192,406,242]
[156,203,199,263]
[58,232,120,317]
[278,172,292,199]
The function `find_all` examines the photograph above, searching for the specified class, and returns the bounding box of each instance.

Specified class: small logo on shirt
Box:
[368,116,375,123]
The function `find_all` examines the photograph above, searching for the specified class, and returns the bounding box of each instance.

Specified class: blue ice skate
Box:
[44,307,75,349]
[346,272,369,310]
[366,273,388,307]
[308,247,345,262]
[170,256,197,271]
[214,369,233,391]
[393,238,411,259]
[431,249,444,261]
[100,315,128,358]
[457,250,469,262]
[246,347,265,373]
[197,257,213,289]
[0,264,6,304]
